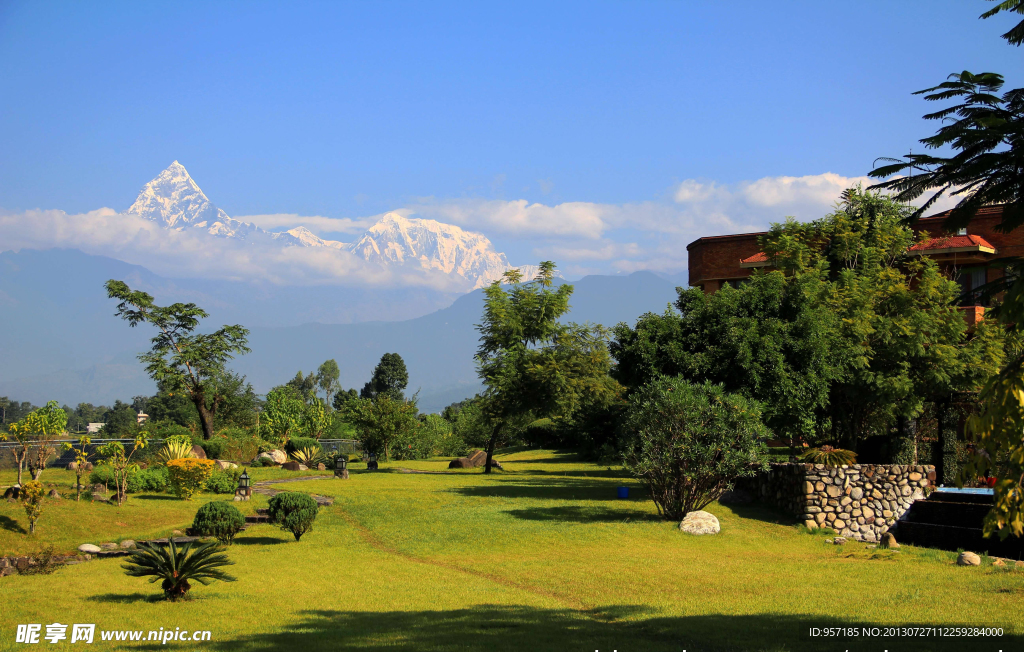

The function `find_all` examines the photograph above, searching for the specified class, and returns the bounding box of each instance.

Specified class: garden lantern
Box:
[335,455,349,480]
[367,453,378,471]
[235,469,252,501]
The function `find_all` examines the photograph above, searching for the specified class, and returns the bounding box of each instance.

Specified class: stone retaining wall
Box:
[739,463,935,542]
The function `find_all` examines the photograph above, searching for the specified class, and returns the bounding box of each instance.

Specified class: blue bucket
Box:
[617,486,629,499]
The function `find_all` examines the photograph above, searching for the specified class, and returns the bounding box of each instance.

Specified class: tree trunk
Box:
[483,425,500,475]
[192,393,215,440]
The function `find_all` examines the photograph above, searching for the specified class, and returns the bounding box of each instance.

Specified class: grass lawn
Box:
[0,450,1021,651]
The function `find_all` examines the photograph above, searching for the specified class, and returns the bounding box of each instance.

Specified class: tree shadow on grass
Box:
[0,515,27,534]
[505,505,657,523]
[231,537,289,546]
[723,501,801,527]
[87,592,163,604]
[125,605,1024,652]
[133,495,180,501]
[451,477,646,502]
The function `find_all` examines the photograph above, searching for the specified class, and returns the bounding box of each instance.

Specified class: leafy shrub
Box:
[801,446,857,466]
[621,377,769,521]
[285,436,320,455]
[192,501,246,544]
[421,414,466,457]
[89,466,169,493]
[200,438,226,460]
[157,439,196,465]
[167,458,217,500]
[267,492,319,541]
[221,433,270,464]
[122,540,236,601]
[204,468,240,494]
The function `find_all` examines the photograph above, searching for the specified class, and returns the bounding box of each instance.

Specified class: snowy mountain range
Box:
[125,161,523,288]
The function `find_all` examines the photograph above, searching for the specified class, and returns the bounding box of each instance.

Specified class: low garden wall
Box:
[739,463,935,542]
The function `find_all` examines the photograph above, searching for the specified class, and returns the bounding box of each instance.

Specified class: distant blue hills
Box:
[0,249,683,413]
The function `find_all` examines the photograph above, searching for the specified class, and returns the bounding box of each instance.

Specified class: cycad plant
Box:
[291,446,327,468]
[122,540,236,601]
[801,445,857,467]
[156,439,196,465]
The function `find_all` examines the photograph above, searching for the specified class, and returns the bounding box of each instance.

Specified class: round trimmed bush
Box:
[267,492,319,541]
[192,501,246,544]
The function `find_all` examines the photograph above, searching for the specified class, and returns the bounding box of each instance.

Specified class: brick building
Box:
[686,205,1016,324]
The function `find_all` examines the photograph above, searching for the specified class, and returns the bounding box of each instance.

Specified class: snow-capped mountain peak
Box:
[126,161,226,228]
[123,162,521,288]
[350,212,511,288]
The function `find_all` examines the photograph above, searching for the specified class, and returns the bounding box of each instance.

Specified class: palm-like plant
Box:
[122,540,236,601]
[156,439,196,465]
[291,446,327,468]
[801,445,857,467]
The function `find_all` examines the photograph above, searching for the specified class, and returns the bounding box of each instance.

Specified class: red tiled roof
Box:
[908,234,996,253]
[741,252,768,264]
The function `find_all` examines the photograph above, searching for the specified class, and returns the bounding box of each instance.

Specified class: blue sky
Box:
[0,1,1020,278]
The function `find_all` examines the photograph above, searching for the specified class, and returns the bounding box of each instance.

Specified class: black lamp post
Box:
[335,455,349,480]
[366,452,378,471]
[235,469,251,501]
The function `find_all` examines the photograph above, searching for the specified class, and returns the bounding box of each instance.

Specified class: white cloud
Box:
[410,198,610,239]
[234,213,377,236]
[0,208,464,291]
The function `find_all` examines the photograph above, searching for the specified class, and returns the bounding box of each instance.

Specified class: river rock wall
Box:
[741,463,935,542]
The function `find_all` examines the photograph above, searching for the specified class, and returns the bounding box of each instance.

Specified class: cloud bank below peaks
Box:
[0,208,461,290]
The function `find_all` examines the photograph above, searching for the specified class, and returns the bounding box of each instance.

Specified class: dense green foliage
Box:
[89,465,169,493]
[347,395,421,461]
[621,377,770,520]
[268,492,319,541]
[122,539,236,601]
[475,262,622,470]
[612,190,1005,457]
[105,280,251,440]
[192,501,246,544]
[867,7,1024,540]
[361,353,409,400]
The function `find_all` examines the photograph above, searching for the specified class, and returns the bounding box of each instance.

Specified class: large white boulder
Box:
[78,544,102,553]
[679,510,721,535]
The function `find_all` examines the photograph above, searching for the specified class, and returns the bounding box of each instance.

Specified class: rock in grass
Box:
[679,511,720,535]
[957,551,981,566]
[879,532,899,549]
[48,489,61,499]
[100,542,118,550]
[119,540,136,549]
[78,544,101,553]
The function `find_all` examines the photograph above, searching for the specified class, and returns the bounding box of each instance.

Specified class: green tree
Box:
[302,399,330,440]
[347,395,420,461]
[767,189,1004,452]
[6,401,69,482]
[612,268,842,452]
[332,388,359,414]
[317,359,341,405]
[475,262,619,472]
[61,436,94,501]
[361,353,409,400]
[105,280,250,440]
[262,385,306,445]
[287,370,319,402]
[621,377,769,521]
[96,432,150,506]
[101,400,140,437]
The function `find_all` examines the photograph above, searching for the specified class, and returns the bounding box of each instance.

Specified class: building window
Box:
[957,267,988,306]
